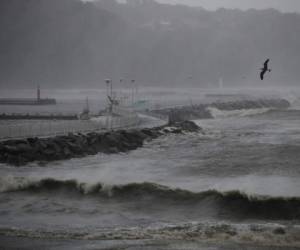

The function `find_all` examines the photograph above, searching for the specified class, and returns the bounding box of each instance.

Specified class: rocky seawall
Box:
[152,99,290,122]
[0,121,201,166]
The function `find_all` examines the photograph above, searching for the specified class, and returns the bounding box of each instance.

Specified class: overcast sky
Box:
[157,0,300,13]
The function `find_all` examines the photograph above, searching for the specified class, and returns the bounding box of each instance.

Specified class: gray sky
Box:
[157,0,300,13]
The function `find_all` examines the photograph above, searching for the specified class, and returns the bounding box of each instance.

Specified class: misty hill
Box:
[0,0,125,87]
[0,0,300,88]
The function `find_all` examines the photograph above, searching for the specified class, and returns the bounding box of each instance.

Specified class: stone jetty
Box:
[152,98,290,122]
[0,121,201,166]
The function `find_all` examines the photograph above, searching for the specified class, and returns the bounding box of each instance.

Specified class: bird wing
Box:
[264,59,269,68]
[260,72,264,80]
[260,69,266,80]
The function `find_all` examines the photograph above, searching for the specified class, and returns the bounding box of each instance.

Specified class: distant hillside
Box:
[0,0,125,87]
[0,0,300,88]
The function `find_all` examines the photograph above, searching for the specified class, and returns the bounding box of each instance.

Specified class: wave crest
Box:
[2,177,300,220]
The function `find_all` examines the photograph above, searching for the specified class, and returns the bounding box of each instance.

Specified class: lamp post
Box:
[105,79,113,98]
[105,79,111,100]
[131,79,135,107]
[119,79,124,105]
[105,79,112,129]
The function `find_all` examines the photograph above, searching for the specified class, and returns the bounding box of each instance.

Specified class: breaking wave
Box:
[204,98,292,118]
[2,177,300,220]
[207,107,271,119]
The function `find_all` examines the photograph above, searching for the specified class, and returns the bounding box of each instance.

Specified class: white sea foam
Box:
[207,107,271,119]
[0,222,299,247]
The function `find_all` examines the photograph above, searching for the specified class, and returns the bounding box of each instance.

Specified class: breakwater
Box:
[0,98,56,105]
[0,121,201,166]
[152,99,290,122]
[0,113,78,120]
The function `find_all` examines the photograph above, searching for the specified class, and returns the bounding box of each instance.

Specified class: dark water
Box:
[0,89,300,249]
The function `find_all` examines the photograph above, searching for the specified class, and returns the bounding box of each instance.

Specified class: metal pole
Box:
[131,80,135,107]
[110,80,113,99]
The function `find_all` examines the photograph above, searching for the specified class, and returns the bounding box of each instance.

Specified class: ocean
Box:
[0,87,300,249]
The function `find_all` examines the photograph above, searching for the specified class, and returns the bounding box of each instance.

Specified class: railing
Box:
[0,112,141,140]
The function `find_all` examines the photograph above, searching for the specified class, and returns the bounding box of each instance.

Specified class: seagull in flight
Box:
[260,59,271,80]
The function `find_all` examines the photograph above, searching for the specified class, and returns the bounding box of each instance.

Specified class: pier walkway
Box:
[0,111,141,141]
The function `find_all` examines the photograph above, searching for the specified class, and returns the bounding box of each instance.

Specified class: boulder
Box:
[87,133,100,145]
[101,133,122,147]
[27,137,39,144]
[171,120,201,133]
[4,145,20,154]
[106,147,120,154]
[171,128,182,134]
[63,147,72,157]
[120,130,143,145]
[128,129,148,140]
[273,227,286,235]
[6,154,19,165]
[43,148,57,157]
[36,140,48,150]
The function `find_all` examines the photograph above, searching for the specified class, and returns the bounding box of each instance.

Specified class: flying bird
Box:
[260,59,271,80]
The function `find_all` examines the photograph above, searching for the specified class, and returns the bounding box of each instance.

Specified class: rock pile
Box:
[0,120,201,166]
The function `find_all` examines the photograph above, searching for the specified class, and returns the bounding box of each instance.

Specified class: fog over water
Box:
[1,0,300,249]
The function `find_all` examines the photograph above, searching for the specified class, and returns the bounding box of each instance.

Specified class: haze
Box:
[1,0,300,88]
[158,0,300,13]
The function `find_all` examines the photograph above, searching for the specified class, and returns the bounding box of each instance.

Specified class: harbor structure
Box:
[0,86,56,105]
